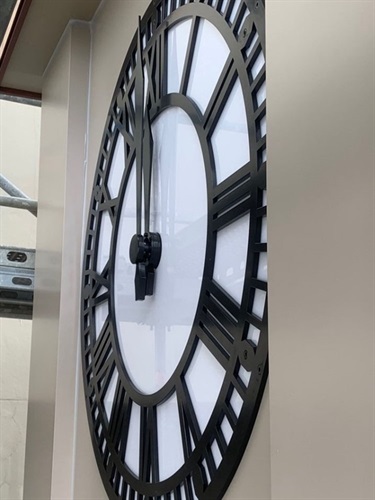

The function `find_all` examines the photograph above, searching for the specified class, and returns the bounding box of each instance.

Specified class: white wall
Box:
[267,1,375,499]
[0,100,40,500]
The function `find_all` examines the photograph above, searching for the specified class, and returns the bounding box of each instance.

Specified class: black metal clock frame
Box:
[81,1,267,498]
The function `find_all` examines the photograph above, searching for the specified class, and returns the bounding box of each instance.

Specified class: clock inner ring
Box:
[112,105,208,395]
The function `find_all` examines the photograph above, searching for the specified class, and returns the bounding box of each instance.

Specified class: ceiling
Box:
[0,0,101,98]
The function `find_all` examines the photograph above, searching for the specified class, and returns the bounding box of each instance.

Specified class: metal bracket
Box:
[0,246,35,319]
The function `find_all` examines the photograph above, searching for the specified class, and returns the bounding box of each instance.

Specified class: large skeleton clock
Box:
[81,0,267,498]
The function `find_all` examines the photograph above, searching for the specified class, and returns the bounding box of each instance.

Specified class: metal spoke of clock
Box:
[203,57,237,137]
[179,16,200,95]
[139,406,159,483]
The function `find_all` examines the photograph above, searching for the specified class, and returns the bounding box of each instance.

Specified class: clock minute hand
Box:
[135,16,144,236]
[131,17,147,301]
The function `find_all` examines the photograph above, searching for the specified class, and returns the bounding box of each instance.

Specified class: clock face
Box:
[81,0,267,498]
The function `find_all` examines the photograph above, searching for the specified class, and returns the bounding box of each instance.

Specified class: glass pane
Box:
[95,301,108,341]
[247,324,260,346]
[238,365,251,387]
[213,213,250,305]
[256,80,266,107]
[96,211,112,273]
[157,393,184,480]
[229,0,242,24]
[220,415,233,445]
[114,107,207,394]
[251,50,265,80]
[103,368,118,420]
[252,289,266,319]
[186,19,229,113]
[246,31,259,58]
[185,341,225,433]
[261,216,267,243]
[259,115,266,137]
[257,252,268,282]
[211,78,250,183]
[107,134,124,198]
[210,439,222,468]
[167,19,193,94]
[125,403,140,477]
[229,387,242,418]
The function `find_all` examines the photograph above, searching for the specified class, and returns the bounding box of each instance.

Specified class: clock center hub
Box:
[129,232,162,267]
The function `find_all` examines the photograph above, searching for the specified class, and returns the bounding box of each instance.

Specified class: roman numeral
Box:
[176,378,202,459]
[83,264,110,308]
[197,280,240,369]
[144,29,167,108]
[98,186,118,219]
[181,474,196,500]
[222,0,241,24]
[212,167,252,231]
[139,406,159,483]
[200,446,218,487]
[123,88,136,139]
[230,3,248,38]
[203,56,237,137]
[107,381,132,456]
[92,323,115,400]
[179,16,200,96]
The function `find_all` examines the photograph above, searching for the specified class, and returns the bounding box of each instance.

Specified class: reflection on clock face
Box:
[81,1,267,499]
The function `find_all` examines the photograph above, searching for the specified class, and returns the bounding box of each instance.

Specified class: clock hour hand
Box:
[143,104,153,234]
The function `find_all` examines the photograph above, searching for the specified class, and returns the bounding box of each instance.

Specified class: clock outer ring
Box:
[81,1,267,498]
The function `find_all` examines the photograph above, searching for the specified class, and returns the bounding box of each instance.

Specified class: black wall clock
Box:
[81,0,267,498]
